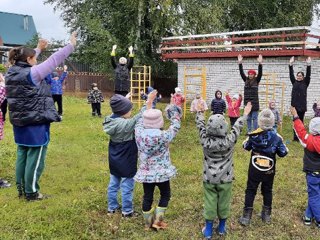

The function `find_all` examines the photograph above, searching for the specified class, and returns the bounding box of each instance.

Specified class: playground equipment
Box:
[130,65,151,108]
[183,66,207,119]
[259,73,286,132]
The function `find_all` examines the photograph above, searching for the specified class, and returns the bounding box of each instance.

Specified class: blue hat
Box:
[110,94,132,116]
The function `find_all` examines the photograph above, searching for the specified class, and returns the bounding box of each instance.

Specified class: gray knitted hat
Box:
[258,108,275,130]
[309,117,320,135]
[110,94,132,116]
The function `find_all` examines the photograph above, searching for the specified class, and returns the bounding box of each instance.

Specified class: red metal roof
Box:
[161,26,320,59]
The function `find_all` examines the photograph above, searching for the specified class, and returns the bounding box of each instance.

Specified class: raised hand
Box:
[70,32,77,47]
[37,39,48,51]
[290,106,298,117]
[128,46,133,53]
[112,45,117,51]
[63,65,68,71]
[289,56,294,66]
[257,54,263,64]
[306,56,311,65]
[238,54,243,64]
[243,102,252,115]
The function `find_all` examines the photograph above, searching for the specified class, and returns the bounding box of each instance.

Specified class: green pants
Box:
[16,145,47,194]
[203,182,232,220]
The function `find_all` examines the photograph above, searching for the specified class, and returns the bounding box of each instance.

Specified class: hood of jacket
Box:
[206,114,228,137]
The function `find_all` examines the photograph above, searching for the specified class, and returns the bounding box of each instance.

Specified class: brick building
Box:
[161,26,320,117]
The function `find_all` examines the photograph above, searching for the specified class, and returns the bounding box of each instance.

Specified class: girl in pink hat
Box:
[134,95,182,230]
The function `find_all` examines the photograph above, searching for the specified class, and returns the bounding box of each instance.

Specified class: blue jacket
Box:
[243,128,288,173]
[47,71,67,95]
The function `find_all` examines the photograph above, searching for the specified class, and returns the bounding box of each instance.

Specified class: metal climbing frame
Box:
[259,73,285,132]
[183,66,207,119]
[130,65,151,108]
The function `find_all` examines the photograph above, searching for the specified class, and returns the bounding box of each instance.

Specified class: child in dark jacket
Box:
[103,91,156,217]
[291,106,320,228]
[87,83,104,117]
[211,90,226,115]
[197,102,252,238]
[239,108,288,226]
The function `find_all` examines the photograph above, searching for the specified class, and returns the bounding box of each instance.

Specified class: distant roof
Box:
[0,11,37,46]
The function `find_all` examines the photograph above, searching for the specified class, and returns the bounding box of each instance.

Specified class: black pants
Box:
[52,94,63,115]
[115,90,128,97]
[293,111,305,140]
[91,103,101,116]
[244,170,275,208]
[142,181,171,212]
[0,98,7,122]
[229,117,239,127]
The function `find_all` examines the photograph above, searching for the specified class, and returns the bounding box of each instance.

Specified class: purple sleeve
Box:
[30,44,74,86]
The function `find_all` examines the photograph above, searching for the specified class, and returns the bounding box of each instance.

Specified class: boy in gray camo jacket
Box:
[196,102,252,238]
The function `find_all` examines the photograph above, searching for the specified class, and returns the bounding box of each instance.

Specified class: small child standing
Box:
[239,109,288,226]
[190,93,208,113]
[172,87,185,108]
[225,91,242,126]
[103,92,155,217]
[211,90,226,115]
[196,102,252,238]
[290,106,320,228]
[134,97,181,230]
[140,86,162,109]
[87,83,104,117]
[269,99,282,131]
[312,100,320,117]
[0,74,11,188]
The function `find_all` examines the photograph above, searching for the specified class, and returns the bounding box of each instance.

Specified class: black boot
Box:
[239,207,253,226]
[261,206,272,223]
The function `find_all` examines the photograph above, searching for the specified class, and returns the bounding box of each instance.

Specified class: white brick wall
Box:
[177,57,320,117]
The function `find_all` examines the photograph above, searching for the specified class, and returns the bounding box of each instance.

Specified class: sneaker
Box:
[122,211,139,218]
[302,216,312,226]
[107,207,121,216]
[316,221,320,228]
[26,192,47,201]
[0,179,11,188]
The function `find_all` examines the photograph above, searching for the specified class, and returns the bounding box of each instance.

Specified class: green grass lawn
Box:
[0,95,320,240]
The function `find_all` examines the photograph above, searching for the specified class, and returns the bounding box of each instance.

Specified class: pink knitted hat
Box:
[143,109,164,129]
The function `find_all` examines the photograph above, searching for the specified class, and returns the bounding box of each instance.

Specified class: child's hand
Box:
[63,65,68,72]
[37,39,48,51]
[128,46,133,53]
[125,92,132,99]
[290,106,298,117]
[147,90,157,102]
[243,102,252,116]
[238,54,243,64]
[112,45,117,51]
[257,54,263,63]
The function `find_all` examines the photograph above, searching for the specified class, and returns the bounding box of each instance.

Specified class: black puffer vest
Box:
[244,79,259,111]
[114,64,130,92]
[5,61,60,126]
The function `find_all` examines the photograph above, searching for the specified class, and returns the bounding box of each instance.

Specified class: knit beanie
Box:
[119,57,127,65]
[52,71,59,78]
[309,117,320,135]
[143,109,164,129]
[232,94,239,100]
[110,94,132,116]
[258,108,275,130]
[175,87,181,93]
[248,69,256,75]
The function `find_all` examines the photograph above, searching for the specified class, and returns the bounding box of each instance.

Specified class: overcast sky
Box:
[1,0,69,41]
